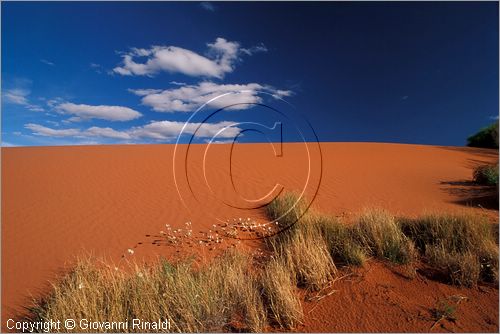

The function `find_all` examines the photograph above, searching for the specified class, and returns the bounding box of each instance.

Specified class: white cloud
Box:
[47,97,65,107]
[128,120,241,140]
[40,59,55,66]
[3,88,44,112]
[85,126,132,139]
[45,120,60,127]
[56,103,142,121]
[24,120,242,142]
[241,44,268,55]
[4,88,30,105]
[130,82,292,113]
[25,123,81,137]
[90,63,103,73]
[113,37,264,78]
[128,88,163,96]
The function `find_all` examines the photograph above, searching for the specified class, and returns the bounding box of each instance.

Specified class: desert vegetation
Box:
[467,122,499,149]
[25,193,498,332]
[473,164,499,186]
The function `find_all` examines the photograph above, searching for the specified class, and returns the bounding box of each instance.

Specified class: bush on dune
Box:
[467,122,499,149]
[473,164,499,186]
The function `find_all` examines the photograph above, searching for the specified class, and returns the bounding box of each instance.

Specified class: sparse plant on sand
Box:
[260,258,303,329]
[400,212,498,286]
[473,164,499,186]
[28,251,269,333]
[26,193,498,333]
[430,295,468,330]
[354,209,416,264]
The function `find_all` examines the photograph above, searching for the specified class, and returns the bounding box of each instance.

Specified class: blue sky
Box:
[2,1,498,147]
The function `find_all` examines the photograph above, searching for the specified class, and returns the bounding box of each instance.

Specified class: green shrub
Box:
[473,164,499,186]
[467,122,499,149]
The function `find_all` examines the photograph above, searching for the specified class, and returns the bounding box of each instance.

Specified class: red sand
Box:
[2,142,498,331]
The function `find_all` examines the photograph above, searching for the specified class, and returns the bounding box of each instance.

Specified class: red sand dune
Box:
[1,142,498,331]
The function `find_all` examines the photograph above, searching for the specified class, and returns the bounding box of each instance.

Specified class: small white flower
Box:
[127,248,134,255]
[78,282,84,289]
[137,272,144,278]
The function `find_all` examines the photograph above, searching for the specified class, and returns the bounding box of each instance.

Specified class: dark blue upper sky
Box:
[2,1,498,146]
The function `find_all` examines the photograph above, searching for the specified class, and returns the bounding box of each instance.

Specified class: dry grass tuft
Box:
[355,209,416,264]
[26,193,499,333]
[425,245,481,287]
[265,194,337,291]
[28,251,269,332]
[401,212,498,286]
[260,258,303,329]
[314,214,367,266]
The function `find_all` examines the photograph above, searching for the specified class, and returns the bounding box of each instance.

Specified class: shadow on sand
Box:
[440,180,498,210]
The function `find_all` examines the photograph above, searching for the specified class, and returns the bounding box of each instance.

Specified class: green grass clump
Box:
[473,164,499,186]
[265,192,306,224]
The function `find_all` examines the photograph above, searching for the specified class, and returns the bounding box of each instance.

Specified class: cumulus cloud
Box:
[56,103,142,121]
[129,82,292,112]
[85,126,132,139]
[24,120,242,142]
[3,88,44,112]
[25,123,81,137]
[4,88,29,105]
[128,120,240,140]
[113,37,265,78]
